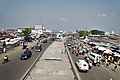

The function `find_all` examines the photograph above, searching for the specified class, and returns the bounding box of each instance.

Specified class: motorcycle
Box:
[31,46,34,49]
[22,45,27,49]
[2,56,9,64]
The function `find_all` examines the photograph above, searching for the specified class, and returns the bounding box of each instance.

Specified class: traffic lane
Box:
[0,42,51,80]
[68,49,118,80]
[66,39,118,80]
[0,41,51,80]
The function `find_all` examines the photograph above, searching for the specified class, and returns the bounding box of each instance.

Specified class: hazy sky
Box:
[0,0,120,32]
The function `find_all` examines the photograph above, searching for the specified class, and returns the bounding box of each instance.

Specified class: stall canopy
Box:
[93,45,99,49]
[98,47,112,54]
[98,47,106,51]
[104,49,112,54]
[114,54,120,58]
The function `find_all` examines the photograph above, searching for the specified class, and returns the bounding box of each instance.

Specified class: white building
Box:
[32,24,46,35]
[105,31,110,36]
[31,24,46,38]
[112,31,115,35]
[56,30,66,38]
[56,33,64,38]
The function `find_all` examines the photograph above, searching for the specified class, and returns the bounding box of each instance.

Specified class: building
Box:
[32,24,46,35]
[56,30,66,38]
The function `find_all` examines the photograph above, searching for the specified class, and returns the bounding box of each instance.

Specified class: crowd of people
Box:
[67,37,119,72]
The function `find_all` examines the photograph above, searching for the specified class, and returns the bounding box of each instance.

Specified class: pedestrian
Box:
[76,53,78,56]
[105,58,108,67]
[114,64,117,72]
[3,41,6,53]
[105,61,109,68]
[86,57,89,63]
[108,56,111,65]
[3,47,6,53]
[77,48,79,54]
[96,56,100,67]
[117,59,120,66]
[69,46,71,50]
[89,62,92,69]
[72,47,76,54]
[3,41,6,48]
[109,78,113,80]
[79,51,82,55]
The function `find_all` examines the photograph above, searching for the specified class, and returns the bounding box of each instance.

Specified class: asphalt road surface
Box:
[0,41,52,80]
[66,38,120,80]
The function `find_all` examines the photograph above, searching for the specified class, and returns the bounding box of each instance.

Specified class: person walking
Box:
[113,63,117,72]
[89,62,92,69]
[3,41,6,53]
[105,59,109,68]
[96,56,100,67]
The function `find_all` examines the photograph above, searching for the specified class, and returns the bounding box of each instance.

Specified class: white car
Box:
[75,60,89,72]
[67,43,71,46]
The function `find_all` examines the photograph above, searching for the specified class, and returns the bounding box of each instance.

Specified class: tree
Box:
[79,30,89,37]
[21,28,31,40]
[90,29,105,35]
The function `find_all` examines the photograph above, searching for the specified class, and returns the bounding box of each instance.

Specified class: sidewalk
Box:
[26,38,74,80]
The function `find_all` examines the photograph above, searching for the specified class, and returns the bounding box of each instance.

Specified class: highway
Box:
[0,41,52,80]
[66,38,120,80]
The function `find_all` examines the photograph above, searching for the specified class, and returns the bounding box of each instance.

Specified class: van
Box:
[88,52,102,64]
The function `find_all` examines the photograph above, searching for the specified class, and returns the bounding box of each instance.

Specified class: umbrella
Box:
[104,49,112,54]
[98,47,106,51]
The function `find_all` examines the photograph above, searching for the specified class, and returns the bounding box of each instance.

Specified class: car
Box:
[35,45,42,52]
[20,50,32,60]
[42,39,47,43]
[49,38,55,41]
[75,60,89,72]
[67,43,71,46]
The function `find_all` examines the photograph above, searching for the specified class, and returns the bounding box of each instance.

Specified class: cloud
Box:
[97,13,107,17]
[61,18,67,21]
[111,13,115,16]
[98,13,115,17]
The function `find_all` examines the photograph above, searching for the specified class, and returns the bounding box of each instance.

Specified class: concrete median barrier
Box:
[64,37,81,80]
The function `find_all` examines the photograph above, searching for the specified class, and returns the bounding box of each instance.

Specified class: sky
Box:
[0,0,120,33]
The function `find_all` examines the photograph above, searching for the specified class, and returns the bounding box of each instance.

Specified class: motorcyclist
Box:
[31,46,34,49]
[25,47,32,55]
[26,47,29,51]
[26,47,32,52]
[4,55,9,62]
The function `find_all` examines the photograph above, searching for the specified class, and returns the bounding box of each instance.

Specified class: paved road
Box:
[66,38,120,80]
[0,41,52,80]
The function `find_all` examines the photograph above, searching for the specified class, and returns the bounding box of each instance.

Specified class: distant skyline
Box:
[0,0,120,33]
